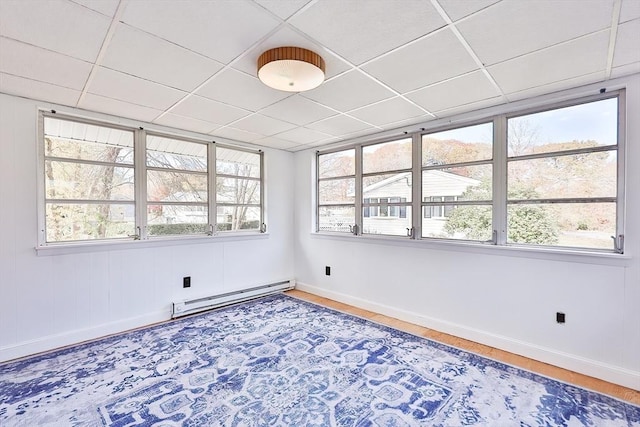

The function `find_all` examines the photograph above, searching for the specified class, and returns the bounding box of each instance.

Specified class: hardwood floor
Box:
[286,289,640,405]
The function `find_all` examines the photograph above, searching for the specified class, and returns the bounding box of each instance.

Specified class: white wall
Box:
[0,93,295,361]
[294,75,640,391]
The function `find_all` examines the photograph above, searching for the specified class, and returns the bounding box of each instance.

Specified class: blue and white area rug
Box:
[1,294,638,426]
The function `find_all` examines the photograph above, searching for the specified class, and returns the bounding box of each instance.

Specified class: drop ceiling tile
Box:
[254,0,311,19]
[489,31,610,95]
[438,0,500,21]
[306,114,371,136]
[457,0,613,66]
[431,97,502,119]
[274,127,332,144]
[611,62,640,79]
[362,28,478,94]
[260,95,336,126]
[170,95,250,126]
[71,0,119,17]
[0,38,91,91]
[253,136,301,150]
[301,71,395,112]
[232,113,297,136]
[406,71,500,112]
[232,26,350,80]
[0,0,110,62]
[613,19,640,67]
[349,97,425,127]
[289,0,446,65]
[196,69,291,111]
[88,67,187,110]
[212,127,264,143]
[620,0,640,23]
[101,24,223,91]
[80,93,163,122]
[153,113,219,135]
[505,71,606,103]
[120,0,280,64]
[0,73,81,106]
[381,114,434,131]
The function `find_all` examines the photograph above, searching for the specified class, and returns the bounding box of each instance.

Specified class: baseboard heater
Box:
[171,280,295,318]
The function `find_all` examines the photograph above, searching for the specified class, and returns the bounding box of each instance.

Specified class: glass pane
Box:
[423,165,492,201]
[423,204,493,241]
[363,173,412,203]
[217,177,260,204]
[318,149,355,178]
[44,118,134,164]
[216,147,260,178]
[507,202,615,249]
[318,206,354,232]
[45,161,134,200]
[363,207,412,236]
[46,203,135,242]
[363,138,412,174]
[147,205,208,236]
[216,206,261,231]
[422,122,492,166]
[319,178,355,204]
[146,135,207,172]
[508,150,617,200]
[508,97,618,157]
[147,170,207,203]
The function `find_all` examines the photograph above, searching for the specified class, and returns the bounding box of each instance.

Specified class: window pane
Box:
[507,202,615,249]
[44,117,134,164]
[423,165,491,201]
[318,206,354,232]
[147,205,208,236]
[508,97,618,157]
[147,135,207,172]
[45,203,135,242]
[216,147,260,178]
[216,206,261,231]
[217,177,260,204]
[423,204,493,241]
[45,161,134,200]
[363,207,412,236]
[422,122,492,166]
[147,170,207,203]
[363,138,412,174]
[363,172,412,202]
[508,150,616,199]
[318,149,355,178]
[319,178,355,204]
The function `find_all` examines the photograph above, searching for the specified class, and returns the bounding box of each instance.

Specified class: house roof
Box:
[361,169,480,194]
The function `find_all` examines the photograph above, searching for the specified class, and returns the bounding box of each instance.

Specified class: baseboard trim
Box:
[0,310,170,363]
[295,282,640,391]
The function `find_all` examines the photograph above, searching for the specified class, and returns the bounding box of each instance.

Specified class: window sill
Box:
[310,232,631,267]
[35,232,269,256]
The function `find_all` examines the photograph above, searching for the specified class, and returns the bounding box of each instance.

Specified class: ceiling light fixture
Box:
[257,47,325,92]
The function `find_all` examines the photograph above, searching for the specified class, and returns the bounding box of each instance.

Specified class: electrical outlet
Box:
[556,312,565,324]
[183,276,191,288]
[325,266,331,276]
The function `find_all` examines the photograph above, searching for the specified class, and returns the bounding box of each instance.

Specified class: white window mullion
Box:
[354,146,363,235]
[615,91,626,253]
[135,128,147,240]
[209,142,216,235]
[411,133,422,239]
[493,116,507,245]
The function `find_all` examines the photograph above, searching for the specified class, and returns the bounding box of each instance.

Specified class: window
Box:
[423,197,457,219]
[317,148,355,233]
[365,198,408,218]
[39,113,264,245]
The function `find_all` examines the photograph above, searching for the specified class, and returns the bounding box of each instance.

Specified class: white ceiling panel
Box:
[88,67,187,110]
[362,28,478,94]
[196,68,291,111]
[306,114,371,136]
[301,71,395,112]
[0,73,81,106]
[253,136,301,150]
[0,38,92,91]
[505,71,606,103]
[611,62,640,79]
[381,114,434,131]
[489,31,610,95]
[260,95,336,126]
[254,0,311,20]
[349,97,426,127]
[101,24,223,91]
[80,93,163,122]
[432,97,502,119]
[70,0,119,17]
[406,71,500,112]
[620,0,640,23]
[153,113,220,135]
[274,127,332,144]
[457,0,613,66]
[213,126,264,142]
[231,113,297,136]
[120,0,280,64]
[170,95,250,125]
[289,0,446,65]
[437,0,500,22]
[613,19,640,67]
[0,0,110,62]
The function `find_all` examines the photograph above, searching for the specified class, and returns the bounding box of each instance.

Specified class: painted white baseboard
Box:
[295,282,640,392]
[0,310,170,363]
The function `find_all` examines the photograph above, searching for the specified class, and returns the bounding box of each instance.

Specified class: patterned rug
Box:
[0,294,638,426]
